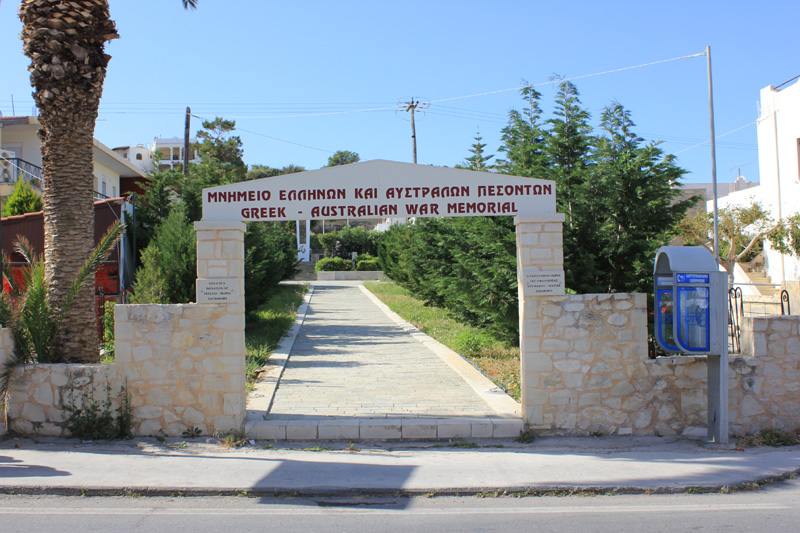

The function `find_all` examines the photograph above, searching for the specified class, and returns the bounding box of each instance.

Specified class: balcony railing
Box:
[0,157,43,190]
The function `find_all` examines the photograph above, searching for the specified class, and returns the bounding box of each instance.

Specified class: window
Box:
[136,153,143,160]
[101,180,107,196]
[113,186,117,197]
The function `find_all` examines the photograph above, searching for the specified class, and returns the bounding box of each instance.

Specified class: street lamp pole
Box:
[706,46,720,268]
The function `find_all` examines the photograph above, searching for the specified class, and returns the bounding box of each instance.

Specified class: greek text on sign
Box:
[202,159,556,222]
[197,278,240,304]
[523,269,565,296]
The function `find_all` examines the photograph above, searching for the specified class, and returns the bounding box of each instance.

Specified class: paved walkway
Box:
[246,282,522,440]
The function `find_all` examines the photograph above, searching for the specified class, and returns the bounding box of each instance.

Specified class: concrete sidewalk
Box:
[246,282,522,440]
[0,436,798,496]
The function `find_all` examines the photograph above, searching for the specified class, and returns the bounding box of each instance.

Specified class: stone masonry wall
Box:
[521,293,652,434]
[1,221,246,438]
[521,294,800,436]
[734,315,800,433]
[114,302,245,436]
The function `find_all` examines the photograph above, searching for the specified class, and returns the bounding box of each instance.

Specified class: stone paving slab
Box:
[246,281,522,440]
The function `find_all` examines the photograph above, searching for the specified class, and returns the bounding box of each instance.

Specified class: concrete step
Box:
[245,415,524,441]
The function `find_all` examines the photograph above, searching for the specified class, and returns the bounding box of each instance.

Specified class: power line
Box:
[774,74,800,90]
[429,52,706,104]
[189,115,335,154]
[2,51,709,120]
[673,121,757,154]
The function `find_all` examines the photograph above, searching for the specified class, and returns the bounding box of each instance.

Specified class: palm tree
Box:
[19,0,197,363]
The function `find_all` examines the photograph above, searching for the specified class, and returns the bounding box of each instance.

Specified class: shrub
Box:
[130,204,195,304]
[101,301,115,361]
[0,223,124,397]
[2,179,43,217]
[310,233,323,251]
[377,217,519,344]
[318,232,338,257]
[329,226,382,259]
[315,257,352,272]
[356,258,380,271]
[244,222,298,313]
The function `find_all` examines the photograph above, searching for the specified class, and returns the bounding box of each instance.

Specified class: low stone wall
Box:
[316,271,384,281]
[1,221,247,438]
[522,294,800,436]
[5,363,118,436]
[1,302,246,438]
[735,315,800,433]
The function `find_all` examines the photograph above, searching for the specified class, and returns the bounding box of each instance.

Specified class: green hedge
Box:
[378,217,518,344]
[356,258,380,271]
[315,257,352,272]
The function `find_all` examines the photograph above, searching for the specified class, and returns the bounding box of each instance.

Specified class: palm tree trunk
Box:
[20,0,118,363]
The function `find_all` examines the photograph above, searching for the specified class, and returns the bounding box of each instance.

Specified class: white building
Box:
[0,116,145,201]
[112,144,155,174]
[113,136,203,174]
[715,78,800,284]
[153,136,200,171]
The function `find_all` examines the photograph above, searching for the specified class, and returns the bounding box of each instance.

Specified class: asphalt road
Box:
[1,476,798,532]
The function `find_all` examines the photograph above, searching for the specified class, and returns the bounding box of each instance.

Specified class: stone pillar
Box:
[515,213,565,426]
[194,221,246,432]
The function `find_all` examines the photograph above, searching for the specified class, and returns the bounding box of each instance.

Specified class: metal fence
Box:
[729,287,791,353]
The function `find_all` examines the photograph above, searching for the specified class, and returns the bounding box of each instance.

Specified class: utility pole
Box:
[706,46,720,268]
[399,98,429,163]
[183,106,191,175]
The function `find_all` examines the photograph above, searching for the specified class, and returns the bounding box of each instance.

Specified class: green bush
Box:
[2,179,42,217]
[329,226,383,259]
[315,257,352,272]
[130,204,196,304]
[310,233,323,251]
[244,222,298,313]
[356,258,380,271]
[318,232,338,257]
[378,217,519,344]
[101,301,115,362]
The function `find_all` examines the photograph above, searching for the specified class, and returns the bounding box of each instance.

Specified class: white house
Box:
[153,136,200,171]
[714,78,800,285]
[0,116,146,201]
[112,143,155,174]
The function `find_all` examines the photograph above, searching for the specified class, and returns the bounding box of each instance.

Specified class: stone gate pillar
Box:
[194,221,246,432]
[515,213,565,427]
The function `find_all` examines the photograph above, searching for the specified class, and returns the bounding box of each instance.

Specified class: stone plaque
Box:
[197,278,240,304]
[522,269,565,296]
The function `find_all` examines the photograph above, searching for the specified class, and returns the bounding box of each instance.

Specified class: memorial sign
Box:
[197,278,240,304]
[202,159,556,222]
[522,268,565,296]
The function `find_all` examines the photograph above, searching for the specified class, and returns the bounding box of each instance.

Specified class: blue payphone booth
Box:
[653,246,729,443]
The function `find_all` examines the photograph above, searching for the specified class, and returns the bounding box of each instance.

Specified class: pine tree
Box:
[595,102,695,293]
[459,132,495,171]
[497,85,547,178]
[131,203,196,304]
[2,179,43,217]
[544,81,603,292]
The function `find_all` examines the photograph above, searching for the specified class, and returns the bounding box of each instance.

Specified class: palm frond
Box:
[1,251,20,298]
[13,235,37,266]
[54,222,124,329]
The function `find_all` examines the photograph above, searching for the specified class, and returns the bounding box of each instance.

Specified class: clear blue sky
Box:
[1,0,797,184]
